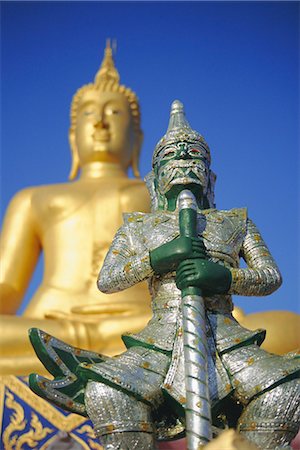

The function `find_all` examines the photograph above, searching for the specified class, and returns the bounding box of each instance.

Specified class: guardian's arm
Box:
[229,219,282,296]
[97,223,153,294]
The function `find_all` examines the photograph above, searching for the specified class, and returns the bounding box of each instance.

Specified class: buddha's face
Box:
[154,141,210,195]
[71,90,135,169]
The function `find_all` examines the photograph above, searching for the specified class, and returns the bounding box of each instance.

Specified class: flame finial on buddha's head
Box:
[69,40,142,179]
[94,39,120,87]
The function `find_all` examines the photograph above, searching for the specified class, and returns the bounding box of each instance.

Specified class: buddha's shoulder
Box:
[6,184,67,209]
[3,187,36,221]
[7,186,37,206]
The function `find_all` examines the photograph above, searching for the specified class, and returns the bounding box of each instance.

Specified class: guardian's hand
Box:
[176,259,232,295]
[150,237,206,275]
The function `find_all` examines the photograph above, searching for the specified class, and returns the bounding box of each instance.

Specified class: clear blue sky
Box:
[1,2,299,315]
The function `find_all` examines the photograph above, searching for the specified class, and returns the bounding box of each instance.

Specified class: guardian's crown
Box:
[152,100,210,168]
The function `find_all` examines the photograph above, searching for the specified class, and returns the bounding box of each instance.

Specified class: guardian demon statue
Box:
[29,101,299,450]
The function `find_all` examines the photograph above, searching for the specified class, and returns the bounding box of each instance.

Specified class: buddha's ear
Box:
[131,129,143,178]
[68,129,80,180]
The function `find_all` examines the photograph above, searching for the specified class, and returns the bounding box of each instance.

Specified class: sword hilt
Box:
[178,190,201,297]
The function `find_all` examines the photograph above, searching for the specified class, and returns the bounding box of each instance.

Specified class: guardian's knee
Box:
[85,381,155,449]
[237,379,300,449]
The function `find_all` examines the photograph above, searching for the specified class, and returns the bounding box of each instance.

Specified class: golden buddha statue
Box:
[0,41,151,375]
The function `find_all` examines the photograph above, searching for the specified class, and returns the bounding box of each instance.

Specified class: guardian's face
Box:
[154,141,210,195]
[73,90,135,169]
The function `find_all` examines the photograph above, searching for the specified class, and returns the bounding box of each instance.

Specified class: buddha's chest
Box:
[32,185,124,240]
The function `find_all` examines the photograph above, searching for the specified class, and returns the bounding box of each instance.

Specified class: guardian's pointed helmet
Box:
[152,100,211,168]
[146,100,216,210]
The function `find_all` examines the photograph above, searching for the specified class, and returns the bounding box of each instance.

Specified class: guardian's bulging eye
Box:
[162,149,177,159]
[189,148,201,155]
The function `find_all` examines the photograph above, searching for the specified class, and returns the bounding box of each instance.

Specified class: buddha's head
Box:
[69,41,142,179]
[147,100,216,211]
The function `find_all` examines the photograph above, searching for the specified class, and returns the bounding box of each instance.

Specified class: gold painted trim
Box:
[0,376,86,431]
[0,377,5,434]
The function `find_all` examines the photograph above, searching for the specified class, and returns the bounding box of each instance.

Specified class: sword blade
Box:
[178,189,212,449]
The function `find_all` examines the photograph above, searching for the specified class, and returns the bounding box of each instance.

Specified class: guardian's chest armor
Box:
[125,207,247,269]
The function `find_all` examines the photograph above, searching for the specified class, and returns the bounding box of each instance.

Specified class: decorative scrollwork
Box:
[76,423,96,439]
[74,423,104,449]
[3,391,27,450]
[15,412,53,449]
[2,391,53,449]
[88,438,104,450]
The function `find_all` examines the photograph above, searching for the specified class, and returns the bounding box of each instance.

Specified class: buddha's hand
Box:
[176,259,232,295]
[150,237,206,275]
